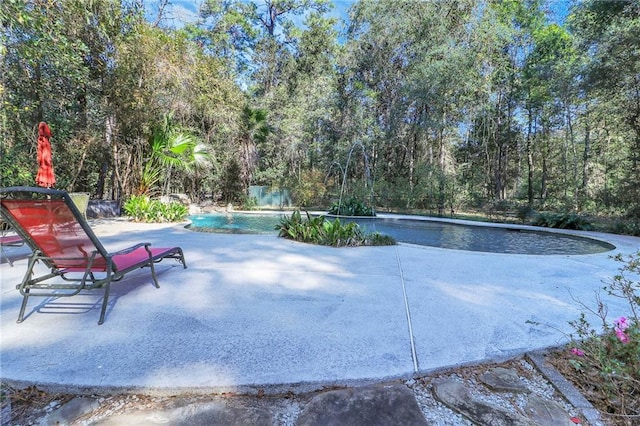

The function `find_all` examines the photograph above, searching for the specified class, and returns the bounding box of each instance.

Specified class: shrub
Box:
[557,251,640,421]
[123,195,188,222]
[516,205,537,223]
[328,198,375,216]
[366,232,397,246]
[532,212,592,230]
[241,195,259,211]
[610,220,640,237]
[289,170,328,208]
[276,210,394,247]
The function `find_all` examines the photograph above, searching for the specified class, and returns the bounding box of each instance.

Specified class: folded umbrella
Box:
[35,121,55,188]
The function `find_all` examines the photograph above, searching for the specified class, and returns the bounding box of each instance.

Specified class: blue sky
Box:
[145,0,351,28]
[145,0,570,30]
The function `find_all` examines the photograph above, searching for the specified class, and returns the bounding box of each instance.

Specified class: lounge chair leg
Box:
[1,245,14,267]
[98,281,111,325]
[179,248,187,269]
[17,290,29,323]
[149,260,160,289]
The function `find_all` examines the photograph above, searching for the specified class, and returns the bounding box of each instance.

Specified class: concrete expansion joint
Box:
[395,246,419,373]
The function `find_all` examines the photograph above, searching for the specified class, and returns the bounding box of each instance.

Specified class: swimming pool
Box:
[189,212,285,234]
[187,213,616,255]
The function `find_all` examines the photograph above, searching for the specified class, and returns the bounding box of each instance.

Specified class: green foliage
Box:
[275,210,394,247]
[221,159,245,203]
[123,195,188,223]
[241,195,259,210]
[564,251,640,418]
[366,232,397,246]
[328,198,375,216]
[610,220,640,237]
[532,212,593,230]
[147,113,211,196]
[2,0,640,227]
[289,170,327,208]
[516,205,537,223]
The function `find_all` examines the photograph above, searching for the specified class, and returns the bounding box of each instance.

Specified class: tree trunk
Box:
[526,108,534,206]
[580,116,590,209]
[106,113,119,200]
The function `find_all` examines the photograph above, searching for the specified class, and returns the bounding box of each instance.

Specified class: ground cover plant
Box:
[123,195,188,223]
[531,212,593,231]
[328,198,375,217]
[276,210,394,247]
[549,251,640,425]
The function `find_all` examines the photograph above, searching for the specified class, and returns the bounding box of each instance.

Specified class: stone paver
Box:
[480,367,529,393]
[524,394,575,426]
[433,379,533,425]
[296,384,428,426]
[12,355,597,425]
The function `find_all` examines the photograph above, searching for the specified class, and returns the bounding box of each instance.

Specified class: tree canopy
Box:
[1,0,639,224]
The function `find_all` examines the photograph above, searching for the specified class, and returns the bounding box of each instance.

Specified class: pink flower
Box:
[615,329,630,344]
[570,347,585,356]
[614,316,629,331]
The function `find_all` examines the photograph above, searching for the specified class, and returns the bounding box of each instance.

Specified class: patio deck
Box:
[1,217,638,396]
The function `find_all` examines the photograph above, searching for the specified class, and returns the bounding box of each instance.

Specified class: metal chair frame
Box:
[1,186,187,324]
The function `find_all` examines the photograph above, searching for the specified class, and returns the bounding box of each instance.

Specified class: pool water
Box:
[189,213,285,234]
[187,213,615,255]
[349,218,614,255]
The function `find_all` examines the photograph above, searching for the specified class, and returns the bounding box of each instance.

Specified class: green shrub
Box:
[276,210,394,247]
[242,195,259,211]
[289,170,328,208]
[322,217,364,247]
[123,195,188,222]
[532,212,592,230]
[516,205,536,223]
[610,220,640,236]
[366,232,397,246]
[328,198,375,216]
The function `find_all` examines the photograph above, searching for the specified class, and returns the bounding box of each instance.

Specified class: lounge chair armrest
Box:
[109,242,152,256]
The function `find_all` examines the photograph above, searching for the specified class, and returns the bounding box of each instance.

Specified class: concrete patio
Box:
[1,217,638,396]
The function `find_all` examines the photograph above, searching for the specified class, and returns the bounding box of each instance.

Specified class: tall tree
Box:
[568,0,640,213]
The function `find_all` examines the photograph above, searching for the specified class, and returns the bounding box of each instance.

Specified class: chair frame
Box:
[0,186,187,324]
[1,225,24,266]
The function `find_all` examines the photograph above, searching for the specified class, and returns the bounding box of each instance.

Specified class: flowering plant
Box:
[563,251,639,421]
[613,316,630,343]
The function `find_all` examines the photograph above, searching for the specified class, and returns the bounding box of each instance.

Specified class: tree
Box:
[0,0,143,196]
[568,0,640,213]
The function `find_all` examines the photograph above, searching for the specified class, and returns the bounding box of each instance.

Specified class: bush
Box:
[610,220,640,237]
[554,251,640,422]
[289,170,328,208]
[516,205,537,223]
[532,212,592,230]
[123,195,188,222]
[275,210,394,247]
[328,198,375,216]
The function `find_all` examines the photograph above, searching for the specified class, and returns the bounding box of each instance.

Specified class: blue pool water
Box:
[189,213,285,234]
[187,213,615,255]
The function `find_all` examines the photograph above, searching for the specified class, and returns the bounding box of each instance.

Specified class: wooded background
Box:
[1,0,639,220]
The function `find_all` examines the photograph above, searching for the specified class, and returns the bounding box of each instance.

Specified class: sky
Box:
[145,0,571,31]
[145,0,352,29]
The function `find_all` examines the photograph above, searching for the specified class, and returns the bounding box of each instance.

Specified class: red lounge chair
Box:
[0,186,187,324]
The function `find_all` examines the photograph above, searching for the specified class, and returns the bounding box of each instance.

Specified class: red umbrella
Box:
[35,121,56,188]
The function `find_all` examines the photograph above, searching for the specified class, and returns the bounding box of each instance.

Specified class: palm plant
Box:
[148,114,212,197]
